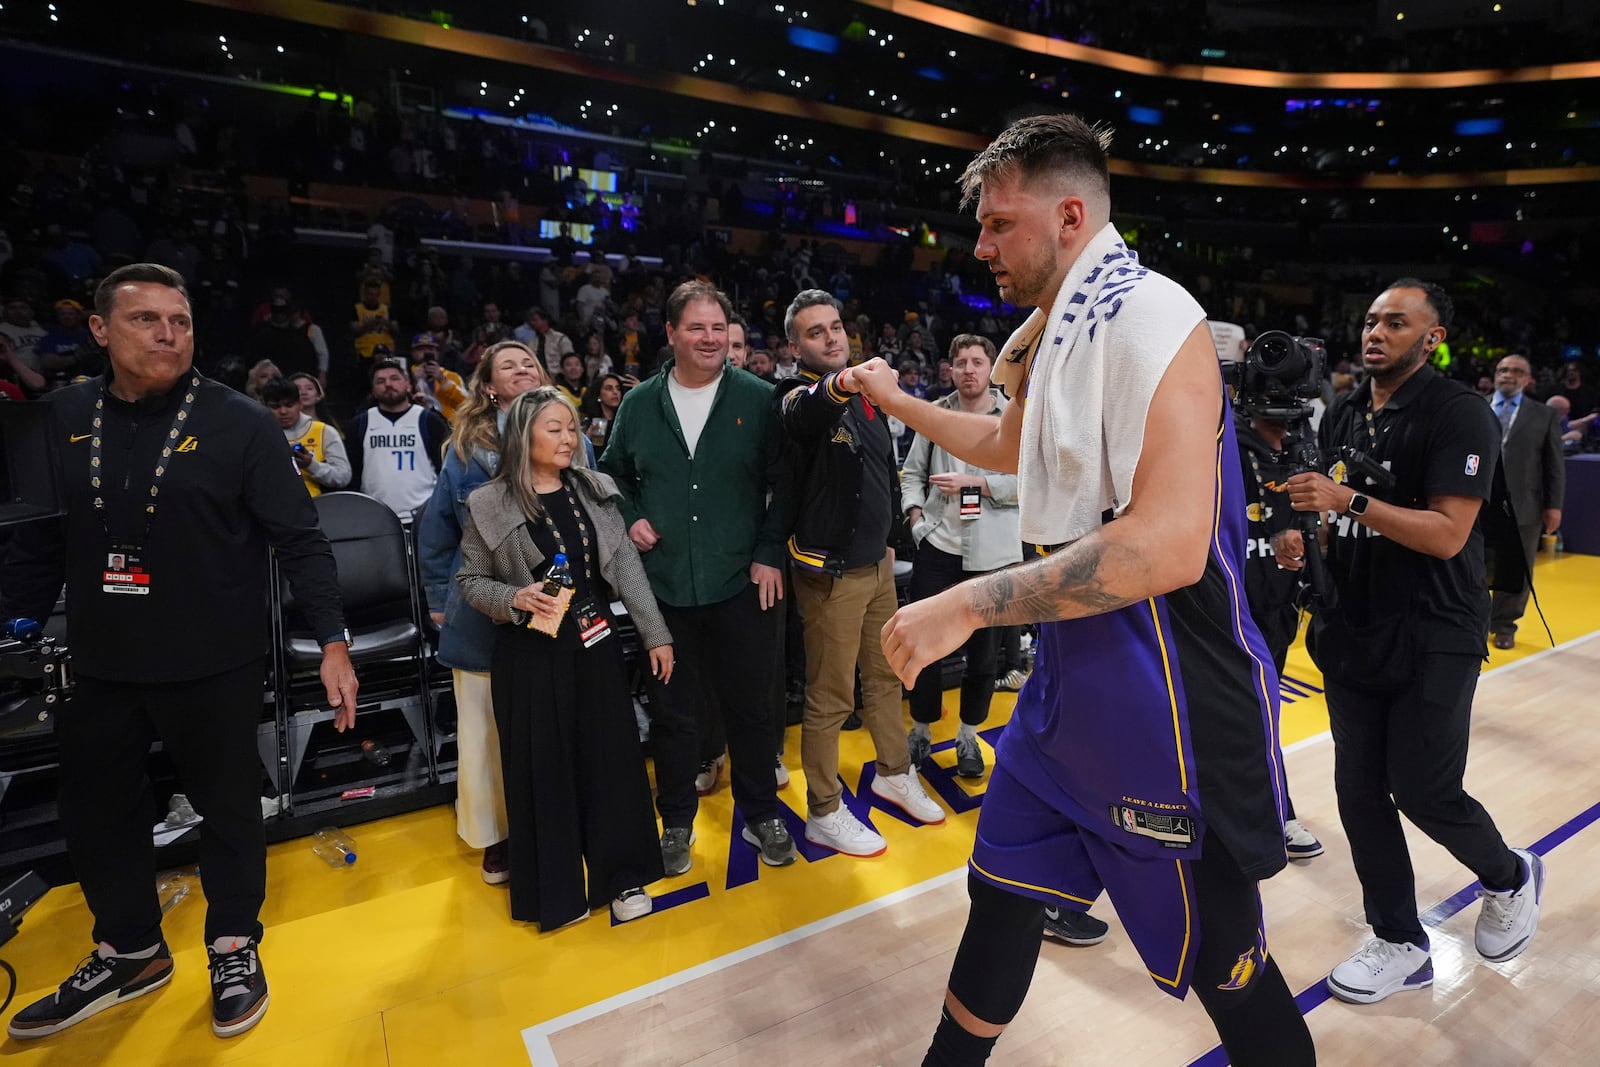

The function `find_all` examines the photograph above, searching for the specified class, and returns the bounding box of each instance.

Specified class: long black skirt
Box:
[490,624,664,929]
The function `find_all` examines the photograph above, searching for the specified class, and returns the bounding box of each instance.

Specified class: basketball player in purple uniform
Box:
[846,115,1315,1066]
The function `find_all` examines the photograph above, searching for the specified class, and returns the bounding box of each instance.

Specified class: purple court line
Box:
[1182,799,1600,1067]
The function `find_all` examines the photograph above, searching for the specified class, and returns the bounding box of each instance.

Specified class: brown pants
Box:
[793,555,909,816]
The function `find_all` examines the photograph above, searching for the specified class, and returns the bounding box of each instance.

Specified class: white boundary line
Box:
[521,868,967,1065]
[522,628,1600,1064]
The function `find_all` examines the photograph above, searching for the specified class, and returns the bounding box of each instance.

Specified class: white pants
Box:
[452,669,508,848]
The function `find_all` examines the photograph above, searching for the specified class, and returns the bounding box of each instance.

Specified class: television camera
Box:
[1222,331,1392,610]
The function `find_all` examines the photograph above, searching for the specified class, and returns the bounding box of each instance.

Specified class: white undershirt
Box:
[667,367,721,457]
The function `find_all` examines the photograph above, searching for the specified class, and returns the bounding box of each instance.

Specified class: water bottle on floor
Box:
[312,827,358,867]
[157,866,198,914]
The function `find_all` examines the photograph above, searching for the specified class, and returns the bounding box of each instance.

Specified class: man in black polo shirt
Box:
[1284,279,1543,1006]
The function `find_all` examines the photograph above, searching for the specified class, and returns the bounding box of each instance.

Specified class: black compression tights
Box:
[926,857,1315,1067]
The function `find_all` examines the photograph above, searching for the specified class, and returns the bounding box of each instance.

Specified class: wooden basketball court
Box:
[3,553,1597,1066]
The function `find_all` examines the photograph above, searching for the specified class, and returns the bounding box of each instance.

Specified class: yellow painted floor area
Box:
[2,550,1594,1066]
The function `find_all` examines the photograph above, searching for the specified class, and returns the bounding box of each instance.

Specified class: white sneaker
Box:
[1284,819,1324,860]
[870,770,945,825]
[1326,938,1433,1004]
[774,756,790,789]
[611,888,652,923]
[694,755,724,796]
[1475,848,1545,962]
[805,806,887,857]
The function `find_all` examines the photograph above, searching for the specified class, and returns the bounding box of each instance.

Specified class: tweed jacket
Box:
[455,469,673,650]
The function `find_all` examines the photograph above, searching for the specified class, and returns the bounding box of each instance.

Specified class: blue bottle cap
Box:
[553,553,567,565]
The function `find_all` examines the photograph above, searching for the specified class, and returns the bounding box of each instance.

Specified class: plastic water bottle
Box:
[157,867,198,914]
[312,828,358,866]
[541,552,573,594]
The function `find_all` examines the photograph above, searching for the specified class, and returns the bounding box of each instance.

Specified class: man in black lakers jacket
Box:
[1,263,356,1042]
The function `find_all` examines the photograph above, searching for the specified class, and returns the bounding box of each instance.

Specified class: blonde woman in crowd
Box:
[417,341,548,884]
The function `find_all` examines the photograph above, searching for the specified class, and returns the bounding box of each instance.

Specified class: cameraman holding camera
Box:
[1232,409,1323,862]
[1284,280,1543,1005]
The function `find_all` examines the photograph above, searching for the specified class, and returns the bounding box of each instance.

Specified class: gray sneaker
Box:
[955,736,986,779]
[908,727,932,768]
[995,669,1029,692]
[660,827,695,876]
[741,817,798,867]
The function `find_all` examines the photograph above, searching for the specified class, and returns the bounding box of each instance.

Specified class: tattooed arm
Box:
[964,539,1139,625]
[881,323,1222,685]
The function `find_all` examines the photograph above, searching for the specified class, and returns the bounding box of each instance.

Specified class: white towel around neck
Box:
[992,224,1206,547]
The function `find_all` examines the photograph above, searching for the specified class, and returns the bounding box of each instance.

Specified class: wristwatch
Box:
[1347,492,1370,517]
[319,627,354,649]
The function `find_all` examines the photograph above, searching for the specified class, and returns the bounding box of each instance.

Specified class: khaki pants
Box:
[793,555,909,816]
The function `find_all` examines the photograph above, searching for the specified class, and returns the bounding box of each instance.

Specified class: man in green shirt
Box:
[600,281,797,873]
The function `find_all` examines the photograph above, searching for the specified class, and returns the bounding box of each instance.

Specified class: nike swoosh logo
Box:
[69,433,92,443]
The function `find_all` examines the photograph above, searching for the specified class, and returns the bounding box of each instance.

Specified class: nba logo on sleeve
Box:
[1465,454,1481,476]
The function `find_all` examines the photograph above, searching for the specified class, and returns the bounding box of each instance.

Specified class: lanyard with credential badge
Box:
[540,481,611,646]
[90,372,200,594]
[540,482,596,588]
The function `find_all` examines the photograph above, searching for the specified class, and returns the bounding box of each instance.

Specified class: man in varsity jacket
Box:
[775,289,946,861]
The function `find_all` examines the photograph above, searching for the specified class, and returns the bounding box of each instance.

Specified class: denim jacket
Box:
[419,444,501,671]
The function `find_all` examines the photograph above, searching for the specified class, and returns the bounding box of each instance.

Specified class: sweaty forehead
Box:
[975,180,1024,219]
[975,169,1061,219]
